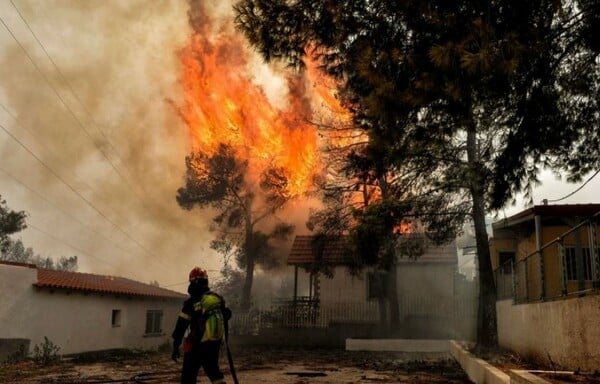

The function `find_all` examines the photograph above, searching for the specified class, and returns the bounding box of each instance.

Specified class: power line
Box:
[27,223,119,269]
[0,121,169,268]
[0,102,119,212]
[2,4,209,240]
[8,0,126,168]
[0,12,117,166]
[0,12,173,268]
[0,165,143,261]
[1,6,210,270]
[547,169,600,203]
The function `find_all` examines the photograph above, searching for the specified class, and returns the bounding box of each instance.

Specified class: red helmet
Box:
[188,267,208,282]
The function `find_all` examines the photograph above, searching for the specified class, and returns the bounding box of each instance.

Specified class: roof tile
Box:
[34,268,186,300]
[288,235,457,265]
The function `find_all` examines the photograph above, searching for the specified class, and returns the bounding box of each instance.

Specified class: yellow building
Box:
[490,204,600,302]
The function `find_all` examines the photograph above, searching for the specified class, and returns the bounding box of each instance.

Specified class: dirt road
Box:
[1,346,472,383]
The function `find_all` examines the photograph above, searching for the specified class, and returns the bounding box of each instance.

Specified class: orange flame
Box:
[178,18,323,197]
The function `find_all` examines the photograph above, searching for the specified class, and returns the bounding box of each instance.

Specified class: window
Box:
[145,310,163,335]
[565,247,592,281]
[111,309,121,327]
[498,251,515,273]
[367,272,388,300]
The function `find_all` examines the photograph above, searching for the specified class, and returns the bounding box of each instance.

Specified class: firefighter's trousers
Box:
[180,340,224,384]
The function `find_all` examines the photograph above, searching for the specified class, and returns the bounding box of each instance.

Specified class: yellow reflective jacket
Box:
[192,291,225,342]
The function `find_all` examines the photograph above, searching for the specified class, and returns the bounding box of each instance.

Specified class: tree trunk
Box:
[466,129,498,348]
[240,224,254,310]
[387,264,400,328]
[375,271,388,334]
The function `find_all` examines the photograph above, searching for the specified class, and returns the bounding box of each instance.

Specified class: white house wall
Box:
[0,264,183,355]
[318,267,379,324]
[319,267,368,304]
[396,263,456,318]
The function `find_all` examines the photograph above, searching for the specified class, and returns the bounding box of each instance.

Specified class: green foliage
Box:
[32,337,60,366]
[213,264,245,307]
[1,238,78,271]
[0,195,27,253]
[350,199,411,269]
[235,0,599,209]
[236,0,598,344]
[176,143,295,308]
[5,343,27,364]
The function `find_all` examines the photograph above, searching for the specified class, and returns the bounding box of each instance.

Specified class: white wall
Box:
[0,264,183,355]
[396,264,456,318]
[319,266,368,304]
[497,297,600,371]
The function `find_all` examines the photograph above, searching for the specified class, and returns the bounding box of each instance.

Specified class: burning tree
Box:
[234,0,598,347]
[307,131,467,331]
[177,143,294,309]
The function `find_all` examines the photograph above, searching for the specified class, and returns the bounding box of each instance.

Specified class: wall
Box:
[319,266,368,304]
[497,297,600,371]
[396,263,455,318]
[0,263,182,355]
[491,223,600,300]
[318,266,379,324]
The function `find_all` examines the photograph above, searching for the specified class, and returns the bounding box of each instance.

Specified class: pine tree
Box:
[177,144,294,309]
[235,0,597,346]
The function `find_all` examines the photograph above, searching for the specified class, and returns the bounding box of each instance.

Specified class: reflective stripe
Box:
[179,312,191,320]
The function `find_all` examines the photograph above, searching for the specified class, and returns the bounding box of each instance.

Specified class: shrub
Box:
[32,337,60,366]
[5,343,27,364]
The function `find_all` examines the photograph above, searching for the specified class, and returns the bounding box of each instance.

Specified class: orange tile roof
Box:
[288,235,457,265]
[33,267,186,300]
[288,235,355,265]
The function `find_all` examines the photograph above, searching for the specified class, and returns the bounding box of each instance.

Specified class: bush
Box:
[32,337,60,366]
[5,343,27,364]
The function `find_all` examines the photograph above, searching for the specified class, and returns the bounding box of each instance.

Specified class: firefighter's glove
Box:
[171,345,180,362]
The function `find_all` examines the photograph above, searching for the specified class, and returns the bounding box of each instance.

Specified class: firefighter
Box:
[172,267,231,384]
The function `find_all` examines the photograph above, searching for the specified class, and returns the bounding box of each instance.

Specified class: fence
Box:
[496,213,599,303]
[228,289,477,339]
[228,301,379,335]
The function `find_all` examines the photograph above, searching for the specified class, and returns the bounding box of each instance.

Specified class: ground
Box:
[0,345,472,384]
[468,344,600,384]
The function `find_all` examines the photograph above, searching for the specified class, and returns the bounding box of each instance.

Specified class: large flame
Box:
[178,14,324,197]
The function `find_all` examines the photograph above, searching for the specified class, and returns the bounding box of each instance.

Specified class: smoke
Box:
[0,0,326,288]
[0,0,219,286]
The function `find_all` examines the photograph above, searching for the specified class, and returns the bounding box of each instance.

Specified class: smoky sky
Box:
[1,0,598,291]
[0,0,219,288]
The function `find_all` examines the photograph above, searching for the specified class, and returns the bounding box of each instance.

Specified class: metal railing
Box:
[228,290,478,338]
[496,213,600,303]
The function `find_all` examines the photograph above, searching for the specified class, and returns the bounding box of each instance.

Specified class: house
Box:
[286,234,473,339]
[0,261,186,360]
[489,203,600,370]
[490,203,600,301]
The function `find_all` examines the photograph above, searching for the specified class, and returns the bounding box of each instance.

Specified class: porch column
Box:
[535,214,545,300]
[293,265,298,304]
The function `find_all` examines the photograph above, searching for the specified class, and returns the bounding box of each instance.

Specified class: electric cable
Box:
[0,166,147,260]
[546,169,600,203]
[2,4,209,241]
[8,0,125,164]
[0,121,169,268]
[27,223,119,269]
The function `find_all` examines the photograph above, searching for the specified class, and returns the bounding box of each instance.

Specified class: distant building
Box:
[0,261,186,360]
[455,217,494,280]
[489,203,600,370]
[286,234,474,339]
[490,203,600,301]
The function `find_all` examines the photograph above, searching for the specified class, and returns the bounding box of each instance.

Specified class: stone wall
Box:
[497,297,600,371]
